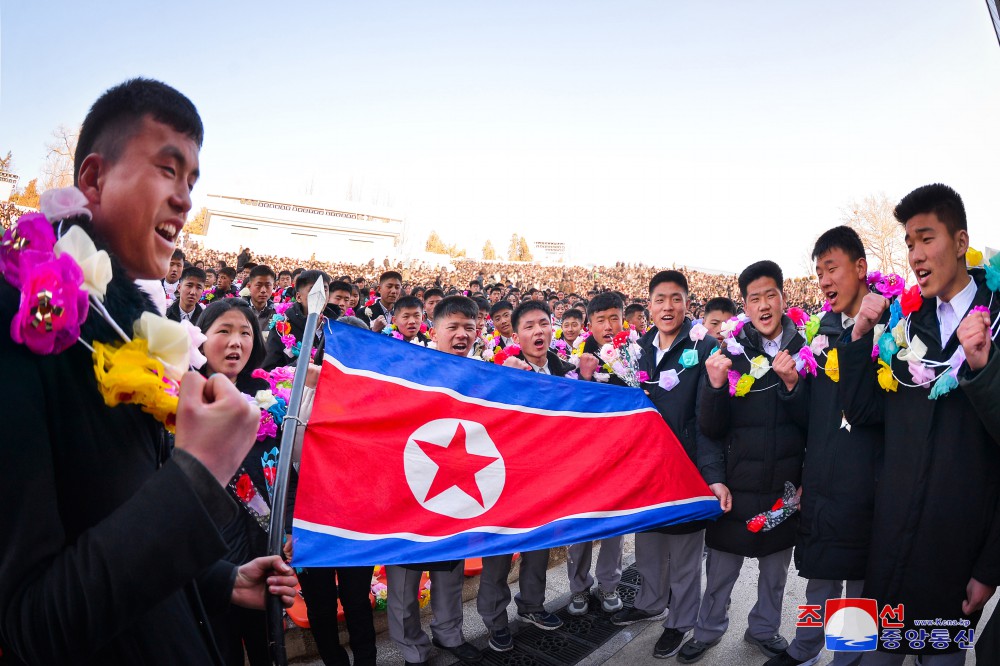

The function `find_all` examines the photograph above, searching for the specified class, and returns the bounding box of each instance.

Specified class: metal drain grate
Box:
[449,564,645,666]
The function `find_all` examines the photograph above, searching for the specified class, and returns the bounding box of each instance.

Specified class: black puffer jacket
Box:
[698,315,806,557]
[778,310,882,581]
[638,321,719,534]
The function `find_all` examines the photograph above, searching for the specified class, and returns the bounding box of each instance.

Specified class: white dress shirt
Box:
[936,276,977,344]
[527,359,551,375]
[762,334,782,358]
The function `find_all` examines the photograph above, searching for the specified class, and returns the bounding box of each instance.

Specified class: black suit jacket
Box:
[165,300,204,325]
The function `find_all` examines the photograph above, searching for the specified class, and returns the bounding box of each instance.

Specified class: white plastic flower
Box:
[598,343,616,362]
[178,319,208,369]
[748,355,770,379]
[134,312,191,381]
[53,226,112,300]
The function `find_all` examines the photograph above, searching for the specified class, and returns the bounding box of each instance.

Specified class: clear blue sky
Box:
[2,0,999,274]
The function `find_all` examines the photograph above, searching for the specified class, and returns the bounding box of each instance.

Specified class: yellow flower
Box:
[748,355,770,379]
[734,374,755,397]
[824,348,839,383]
[967,247,984,267]
[876,359,898,393]
[93,339,179,432]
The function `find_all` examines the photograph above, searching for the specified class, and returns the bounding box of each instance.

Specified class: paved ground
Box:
[291,535,995,665]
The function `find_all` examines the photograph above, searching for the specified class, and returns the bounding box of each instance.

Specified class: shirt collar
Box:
[841,312,855,329]
[527,358,550,374]
[936,275,977,319]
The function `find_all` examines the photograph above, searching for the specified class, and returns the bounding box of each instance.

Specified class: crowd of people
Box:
[175,238,826,318]
[2,78,999,666]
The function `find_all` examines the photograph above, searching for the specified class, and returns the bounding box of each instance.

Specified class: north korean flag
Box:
[291,322,722,567]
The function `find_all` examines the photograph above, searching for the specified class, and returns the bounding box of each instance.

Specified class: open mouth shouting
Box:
[155,218,183,245]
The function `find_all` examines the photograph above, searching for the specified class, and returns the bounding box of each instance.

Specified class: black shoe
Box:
[744,630,789,659]
[763,650,820,666]
[488,627,514,652]
[653,628,687,659]
[612,607,667,626]
[518,610,563,630]
[676,636,721,664]
[432,639,483,663]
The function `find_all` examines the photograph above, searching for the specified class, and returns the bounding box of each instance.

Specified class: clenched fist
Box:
[851,293,890,341]
[502,356,533,371]
[578,353,600,381]
[772,350,799,391]
[175,372,260,486]
[706,349,733,389]
[957,309,993,371]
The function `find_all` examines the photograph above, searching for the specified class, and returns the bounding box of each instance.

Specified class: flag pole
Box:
[266,278,327,666]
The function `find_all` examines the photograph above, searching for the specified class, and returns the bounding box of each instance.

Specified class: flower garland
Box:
[1,188,207,432]
[381,321,430,346]
[268,302,317,360]
[644,323,707,392]
[869,252,1000,399]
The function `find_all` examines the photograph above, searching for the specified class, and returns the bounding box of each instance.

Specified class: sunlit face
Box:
[328,289,353,309]
[424,294,442,319]
[514,308,553,365]
[649,282,687,338]
[205,272,217,288]
[494,308,513,337]
[743,276,785,340]
[432,313,477,356]
[554,302,567,318]
[203,310,254,381]
[490,290,501,303]
[166,257,183,282]
[81,116,199,279]
[379,278,402,307]
[395,306,423,339]
[238,268,251,284]
[217,274,232,292]
[295,280,330,314]
[278,274,292,289]
[178,276,204,312]
[507,293,519,305]
[904,212,969,300]
[815,247,867,315]
[561,316,583,344]
[626,311,648,333]
[589,307,623,344]
[704,309,733,342]
[247,275,274,309]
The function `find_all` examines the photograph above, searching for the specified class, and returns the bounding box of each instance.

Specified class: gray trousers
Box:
[633,530,705,632]
[786,578,864,665]
[860,651,966,665]
[693,547,793,643]
[477,550,550,631]
[567,536,624,594]
[385,564,465,663]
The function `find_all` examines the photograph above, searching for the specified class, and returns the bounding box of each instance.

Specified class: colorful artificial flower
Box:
[11,252,89,355]
[809,334,829,355]
[659,369,680,391]
[612,330,630,349]
[748,355,770,379]
[907,358,936,385]
[797,346,818,377]
[824,348,839,382]
[967,247,984,267]
[53,225,112,300]
[39,186,92,222]
[900,285,923,317]
[929,372,958,400]
[866,271,882,290]
[257,411,278,441]
[734,374,755,397]
[877,331,899,366]
[804,315,821,344]
[727,370,741,397]
[92,338,180,432]
[821,300,832,312]
[787,307,808,327]
[680,348,700,369]
[134,312,194,381]
[689,323,708,341]
[636,370,650,383]
[987,254,1000,292]
[725,338,744,357]
[0,213,57,288]
[874,273,905,299]
[876,359,898,393]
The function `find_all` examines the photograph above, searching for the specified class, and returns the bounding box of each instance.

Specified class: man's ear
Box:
[76,153,105,207]
[955,229,970,260]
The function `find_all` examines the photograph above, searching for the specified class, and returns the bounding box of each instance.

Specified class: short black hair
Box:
[587,292,624,316]
[329,280,352,295]
[394,295,424,313]
[171,249,185,262]
[423,287,445,301]
[379,270,402,284]
[469,296,491,314]
[179,266,206,284]
[219,266,237,279]
[75,78,204,184]
[624,303,646,317]
[490,286,503,294]
[206,267,218,278]
[648,270,688,295]
[561,307,585,323]
[247,264,276,281]
[292,268,306,278]
[738,260,784,298]
[490,300,513,318]
[512,300,552,331]
[704,297,737,317]
[295,269,331,293]
[197,299,265,383]
[433,295,478,324]
[893,183,967,234]
[278,269,292,279]
[812,225,866,262]
[240,262,258,273]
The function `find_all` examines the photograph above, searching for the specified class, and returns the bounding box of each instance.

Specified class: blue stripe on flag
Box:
[292,498,722,567]
[325,321,650,415]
